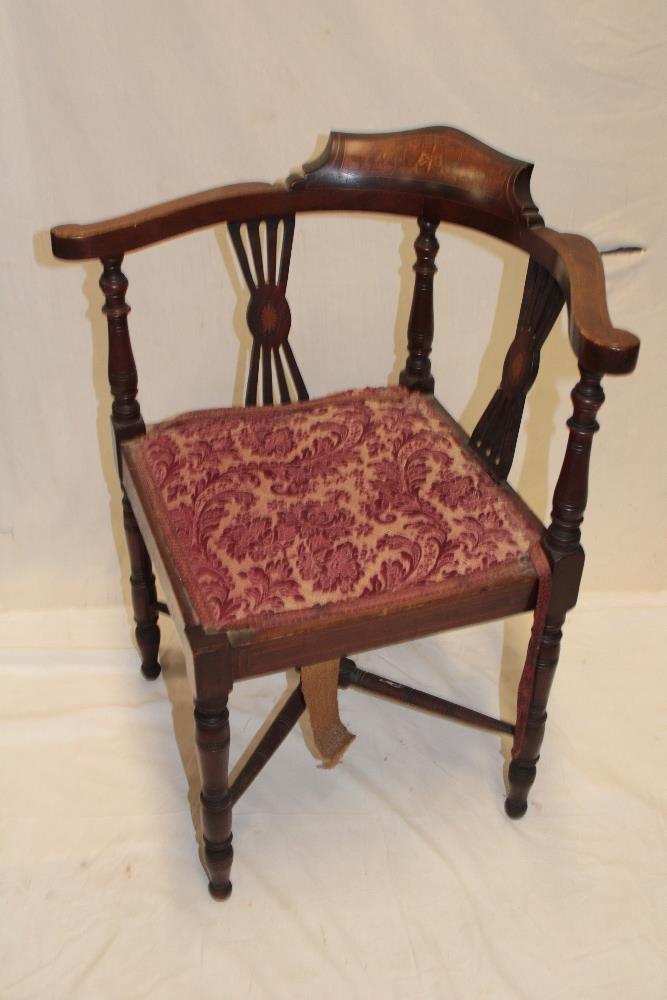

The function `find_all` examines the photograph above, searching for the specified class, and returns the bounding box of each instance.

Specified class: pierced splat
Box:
[470,258,564,480]
[228,216,308,406]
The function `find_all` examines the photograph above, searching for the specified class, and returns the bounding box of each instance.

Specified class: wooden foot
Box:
[505,615,563,818]
[505,759,535,818]
[122,494,161,680]
[208,876,233,901]
[195,702,233,900]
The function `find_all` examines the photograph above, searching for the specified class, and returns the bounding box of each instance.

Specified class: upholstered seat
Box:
[123,386,543,633]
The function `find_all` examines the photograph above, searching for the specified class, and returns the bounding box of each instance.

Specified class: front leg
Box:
[507,365,604,817]
[505,612,564,817]
[195,699,233,899]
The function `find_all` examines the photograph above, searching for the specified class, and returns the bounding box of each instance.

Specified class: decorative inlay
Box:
[292,127,543,226]
[471,259,564,480]
[228,216,308,405]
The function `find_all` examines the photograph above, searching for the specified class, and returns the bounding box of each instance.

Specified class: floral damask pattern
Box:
[126,387,542,631]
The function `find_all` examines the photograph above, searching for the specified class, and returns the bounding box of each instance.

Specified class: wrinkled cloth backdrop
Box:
[1,3,665,999]
[1,0,665,607]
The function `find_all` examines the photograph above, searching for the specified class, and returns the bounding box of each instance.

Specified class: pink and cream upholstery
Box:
[123,387,545,634]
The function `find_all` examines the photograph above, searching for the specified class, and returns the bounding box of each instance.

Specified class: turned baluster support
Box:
[546,368,605,561]
[99,256,160,679]
[506,366,604,817]
[195,701,234,899]
[187,634,235,899]
[399,216,439,394]
[505,614,564,817]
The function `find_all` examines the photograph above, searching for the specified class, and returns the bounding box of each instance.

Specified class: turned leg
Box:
[99,256,160,680]
[195,700,234,899]
[122,493,161,680]
[505,611,564,818]
[506,366,606,816]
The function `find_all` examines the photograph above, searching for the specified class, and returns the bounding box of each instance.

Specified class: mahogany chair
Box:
[51,127,639,899]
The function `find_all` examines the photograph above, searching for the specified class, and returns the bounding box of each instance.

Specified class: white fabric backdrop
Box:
[1,6,666,997]
[1,604,666,999]
[1,0,665,607]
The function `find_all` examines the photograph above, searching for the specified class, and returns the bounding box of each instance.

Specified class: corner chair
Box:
[50,127,639,899]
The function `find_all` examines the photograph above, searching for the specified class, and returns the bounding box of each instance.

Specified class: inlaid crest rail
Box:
[292,126,544,227]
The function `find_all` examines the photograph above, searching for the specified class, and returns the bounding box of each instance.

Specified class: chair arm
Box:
[50,182,276,260]
[531,229,639,375]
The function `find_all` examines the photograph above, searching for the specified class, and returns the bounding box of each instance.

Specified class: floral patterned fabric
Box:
[125,387,543,634]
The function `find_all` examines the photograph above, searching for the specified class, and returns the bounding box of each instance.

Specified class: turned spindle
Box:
[195,700,234,899]
[99,256,160,679]
[399,216,439,394]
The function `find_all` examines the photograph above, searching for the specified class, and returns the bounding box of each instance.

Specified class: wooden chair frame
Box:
[51,127,639,899]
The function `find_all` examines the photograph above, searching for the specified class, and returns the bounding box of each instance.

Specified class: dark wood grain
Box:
[532,230,639,375]
[338,660,515,735]
[506,366,605,817]
[51,182,275,259]
[121,494,161,680]
[223,563,539,682]
[471,258,564,480]
[195,698,234,899]
[399,216,439,393]
[546,367,605,577]
[99,257,160,678]
[506,614,563,818]
[52,205,638,379]
[229,684,306,805]
[291,127,543,226]
[98,257,144,453]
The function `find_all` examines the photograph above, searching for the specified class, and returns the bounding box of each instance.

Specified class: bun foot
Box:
[208,879,232,901]
[141,659,161,680]
[505,758,536,819]
[504,797,528,819]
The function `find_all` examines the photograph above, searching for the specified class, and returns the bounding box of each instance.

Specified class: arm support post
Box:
[99,256,160,678]
[544,366,605,614]
[400,216,439,393]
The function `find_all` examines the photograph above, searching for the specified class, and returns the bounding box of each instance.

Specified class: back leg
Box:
[98,257,160,679]
[122,493,161,679]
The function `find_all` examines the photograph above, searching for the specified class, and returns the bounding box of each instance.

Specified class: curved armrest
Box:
[50,160,640,378]
[50,126,545,260]
[531,229,639,375]
[50,182,276,260]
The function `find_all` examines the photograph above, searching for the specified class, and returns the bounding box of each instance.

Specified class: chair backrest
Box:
[224,128,560,480]
[290,126,543,227]
[50,126,639,484]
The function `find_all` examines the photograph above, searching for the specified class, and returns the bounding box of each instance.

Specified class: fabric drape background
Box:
[1,3,665,998]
